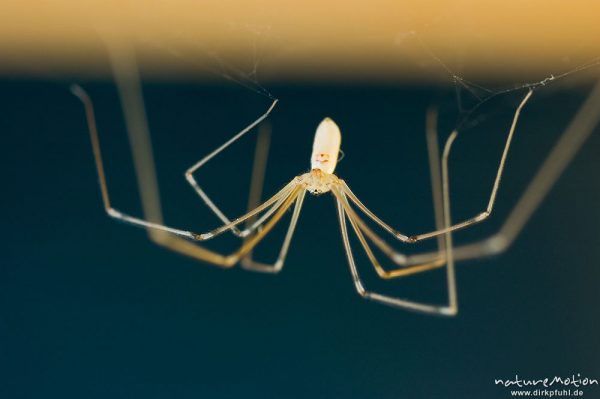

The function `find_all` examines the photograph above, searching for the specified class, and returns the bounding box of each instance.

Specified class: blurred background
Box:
[1,1,599,398]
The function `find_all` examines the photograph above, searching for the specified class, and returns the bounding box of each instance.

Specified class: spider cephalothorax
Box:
[296,168,340,195]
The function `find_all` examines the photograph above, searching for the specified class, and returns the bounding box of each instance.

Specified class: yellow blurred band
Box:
[1,0,599,81]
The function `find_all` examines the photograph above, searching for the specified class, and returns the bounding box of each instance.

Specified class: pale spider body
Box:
[73,47,600,315]
[310,117,341,174]
[298,117,342,195]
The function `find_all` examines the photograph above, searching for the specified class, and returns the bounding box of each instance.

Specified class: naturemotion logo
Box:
[494,374,598,397]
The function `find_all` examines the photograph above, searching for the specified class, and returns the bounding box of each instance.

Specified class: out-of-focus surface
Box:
[1,0,600,80]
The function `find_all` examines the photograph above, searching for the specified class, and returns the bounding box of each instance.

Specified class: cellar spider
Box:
[72,45,600,316]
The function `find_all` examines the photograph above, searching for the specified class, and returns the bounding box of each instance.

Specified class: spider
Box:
[72,47,600,316]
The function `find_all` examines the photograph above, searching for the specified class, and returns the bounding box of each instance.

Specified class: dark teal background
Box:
[1,78,599,398]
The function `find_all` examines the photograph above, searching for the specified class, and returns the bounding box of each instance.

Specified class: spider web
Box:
[139,23,600,131]
[130,23,600,260]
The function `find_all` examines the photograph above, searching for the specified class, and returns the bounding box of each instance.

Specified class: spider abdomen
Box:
[311,117,341,174]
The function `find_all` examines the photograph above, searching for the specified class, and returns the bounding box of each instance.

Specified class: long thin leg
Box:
[334,187,446,276]
[343,137,459,312]
[403,78,600,264]
[237,122,279,240]
[241,190,306,273]
[321,108,449,271]
[157,187,302,268]
[341,89,533,244]
[238,123,307,272]
[76,37,299,268]
[71,83,297,243]
[343,79,600,269]
[336,199,457,316]
[245,122,272,229]
[426,106,447,255]
[184,100,278,238]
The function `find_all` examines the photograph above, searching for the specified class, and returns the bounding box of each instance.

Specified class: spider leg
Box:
[325,107,448,270]
[336,198,458,316]
[241,190,306,273]
[333,187,446,275]
[425,106,447,254]
[333,100,462,313]
[238,125,306,273]
[342,89,533,244]
[340,79,600,271]
[184,96,278,238]
[74,38,300,268]
[72,84,298,242]
[241,123,274,236]
[401,78,600,264]
[155,187,302,268]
